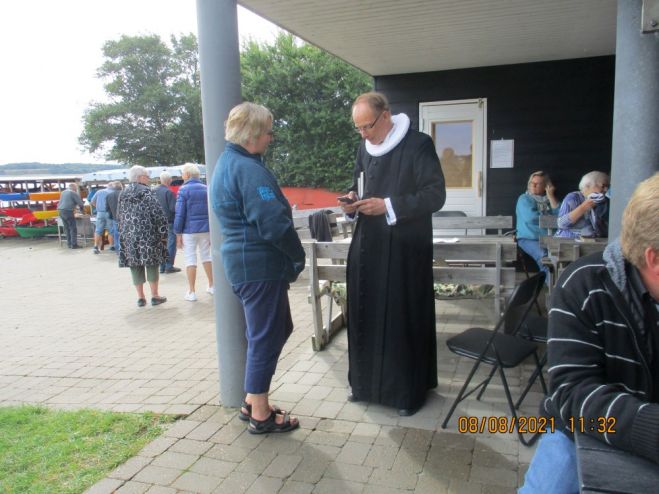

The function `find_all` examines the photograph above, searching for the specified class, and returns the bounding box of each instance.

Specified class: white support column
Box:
[196,0,246,408]
[609,0,659,238]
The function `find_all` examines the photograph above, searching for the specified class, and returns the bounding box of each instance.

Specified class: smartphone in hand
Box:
[338,196,355,204]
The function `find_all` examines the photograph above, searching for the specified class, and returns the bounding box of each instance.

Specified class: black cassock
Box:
[347,129,446,410]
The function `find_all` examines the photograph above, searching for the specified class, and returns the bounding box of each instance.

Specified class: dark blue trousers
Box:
[233,280,293,394]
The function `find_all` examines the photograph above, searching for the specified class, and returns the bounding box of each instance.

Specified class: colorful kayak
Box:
[33,210,59,220]
[29,191,61,201]
[15,225,59,238]
[0,207,33,218]
[0,192,29,201]
[0,226,19,237]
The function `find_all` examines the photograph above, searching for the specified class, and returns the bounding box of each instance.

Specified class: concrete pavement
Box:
[0,237,545,493]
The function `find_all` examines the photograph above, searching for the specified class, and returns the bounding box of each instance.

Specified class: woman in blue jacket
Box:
[174,163,214,301]
[515,171,559,276]
[210,102,305,434]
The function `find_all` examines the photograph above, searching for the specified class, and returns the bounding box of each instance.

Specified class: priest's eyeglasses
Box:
[354,112,382,133]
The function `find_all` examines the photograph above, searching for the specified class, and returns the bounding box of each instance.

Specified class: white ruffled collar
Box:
[365,113,410,157]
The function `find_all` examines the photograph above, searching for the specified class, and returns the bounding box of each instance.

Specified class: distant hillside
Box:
[0,162,124,176]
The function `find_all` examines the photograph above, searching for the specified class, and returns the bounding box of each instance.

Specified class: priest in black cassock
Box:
[339,92,446,416]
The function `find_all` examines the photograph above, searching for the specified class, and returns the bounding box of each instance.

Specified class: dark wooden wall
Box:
[374,56,615,218]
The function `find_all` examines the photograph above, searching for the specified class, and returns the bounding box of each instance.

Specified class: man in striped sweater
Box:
[520,173,659,493]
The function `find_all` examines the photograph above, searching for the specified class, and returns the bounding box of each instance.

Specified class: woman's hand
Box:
[176,234,183,249]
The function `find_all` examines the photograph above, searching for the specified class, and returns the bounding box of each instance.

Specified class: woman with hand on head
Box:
[515,171,559,275]
[210,102,305,434]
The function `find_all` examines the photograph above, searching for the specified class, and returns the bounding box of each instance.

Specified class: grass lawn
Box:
[0,405,175,494]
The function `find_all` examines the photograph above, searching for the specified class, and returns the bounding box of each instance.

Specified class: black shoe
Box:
[165,267,181,273]
[109,246,116,251]
[159,269,165,274]
[347,393,360,403]
[92,247,100,254]
[137,298,146,307]
[151,296,167,306]
[398,406,421,417]
[71,245,82,249]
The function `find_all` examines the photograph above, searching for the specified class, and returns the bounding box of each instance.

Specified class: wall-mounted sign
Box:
[490,139,514,168]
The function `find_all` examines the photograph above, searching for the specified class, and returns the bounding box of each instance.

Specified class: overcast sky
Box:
[0,0,280,165]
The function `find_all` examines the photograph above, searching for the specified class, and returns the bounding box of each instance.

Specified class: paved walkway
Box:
[0,237,545,493]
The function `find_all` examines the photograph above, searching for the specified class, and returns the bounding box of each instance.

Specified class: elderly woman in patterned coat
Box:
[117,165,168,307]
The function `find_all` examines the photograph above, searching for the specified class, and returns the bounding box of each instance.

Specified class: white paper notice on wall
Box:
[490,139,514,168]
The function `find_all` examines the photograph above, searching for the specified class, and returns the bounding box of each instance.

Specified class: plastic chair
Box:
[441,272,547,446]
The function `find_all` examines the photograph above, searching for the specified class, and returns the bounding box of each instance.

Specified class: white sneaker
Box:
[184,291,197,302]
[206,286,214,295]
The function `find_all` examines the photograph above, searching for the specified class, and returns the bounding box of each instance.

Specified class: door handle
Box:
[478,171,483,198]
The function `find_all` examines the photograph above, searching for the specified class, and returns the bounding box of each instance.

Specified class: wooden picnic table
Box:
[575,432,659,493]
[305,235,516,350]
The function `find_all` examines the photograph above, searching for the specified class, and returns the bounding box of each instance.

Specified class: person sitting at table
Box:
[519,173,659,493]
[555,170,609,239]
[515,171,559,276]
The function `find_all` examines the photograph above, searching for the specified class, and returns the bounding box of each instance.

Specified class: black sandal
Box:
[238,401,284,422]
[248,411,299,435]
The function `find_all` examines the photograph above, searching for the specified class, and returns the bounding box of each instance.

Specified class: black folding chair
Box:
[441,272,547,446]
[515,314,548,409]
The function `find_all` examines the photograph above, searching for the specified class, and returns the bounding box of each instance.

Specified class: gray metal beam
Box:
[609,0,659,239]
[196,0,246,408]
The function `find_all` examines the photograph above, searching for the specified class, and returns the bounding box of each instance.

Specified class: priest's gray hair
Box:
[353,91,390,114]
[578,171,609,192]
[128,165,149,183]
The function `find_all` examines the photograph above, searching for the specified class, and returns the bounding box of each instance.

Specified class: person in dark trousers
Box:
[339,92,446,416]
[210,102,305,434]
[155,172,180,273]
[105,181,122,254]
[520,173,659,493]
[57,182,85,249]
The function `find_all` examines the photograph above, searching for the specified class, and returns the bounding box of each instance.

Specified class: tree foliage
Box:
[240,34,372,191]
[80,32,371,189]
[79,34,203,166]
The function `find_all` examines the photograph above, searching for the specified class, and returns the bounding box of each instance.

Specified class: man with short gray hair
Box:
[57,182,85,249]
[155,171,180,273]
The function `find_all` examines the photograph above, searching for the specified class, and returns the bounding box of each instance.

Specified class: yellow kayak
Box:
[29,191,61,201]
[33,210,59,219]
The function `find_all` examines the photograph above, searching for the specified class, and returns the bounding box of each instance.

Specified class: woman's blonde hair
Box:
[620,173,659,269]
[225,102,273,146]
[181,163,200,179]
[527,170,550,193]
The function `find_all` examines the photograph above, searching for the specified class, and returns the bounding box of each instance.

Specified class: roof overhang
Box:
[239,0,617,76]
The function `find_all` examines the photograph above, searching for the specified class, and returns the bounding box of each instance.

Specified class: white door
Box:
[420,99,487,217]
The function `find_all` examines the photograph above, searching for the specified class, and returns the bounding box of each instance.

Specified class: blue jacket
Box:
[173,178,209,234]
[515,193,558,240]
[209,143,305,285]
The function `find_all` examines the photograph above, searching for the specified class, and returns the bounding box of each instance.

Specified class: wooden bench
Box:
[540,237,608,288]
[305,239,515,351]
[432,215,513,236]
[292,207,342,239]
[539,215,558,235]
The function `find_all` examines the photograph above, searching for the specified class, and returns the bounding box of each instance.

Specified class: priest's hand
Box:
[355,197,386,216]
